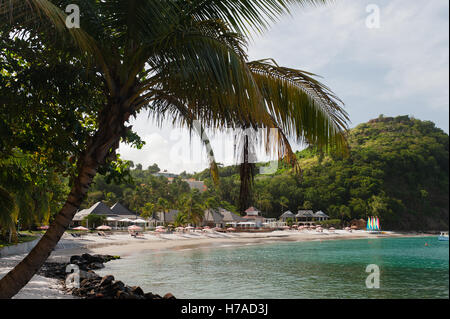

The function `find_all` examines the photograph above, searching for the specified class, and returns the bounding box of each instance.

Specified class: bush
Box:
[317,219,342,228]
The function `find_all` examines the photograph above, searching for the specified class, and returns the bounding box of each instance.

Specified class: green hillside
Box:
[196,115,449,230]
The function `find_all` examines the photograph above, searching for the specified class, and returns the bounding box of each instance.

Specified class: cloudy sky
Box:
[119,0,449,174]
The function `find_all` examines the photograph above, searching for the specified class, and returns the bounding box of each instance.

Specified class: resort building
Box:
[202,208,245,228]
[71,201,141,229]
[279,210,295,222]
[151,209,180,226]
[184,179,207,192]
[295,210,315,226]
[242,206,265,227]
[263,218,286,229]
[314,211,329,221]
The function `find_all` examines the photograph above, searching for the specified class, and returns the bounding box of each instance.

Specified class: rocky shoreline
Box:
[38,253,175,299]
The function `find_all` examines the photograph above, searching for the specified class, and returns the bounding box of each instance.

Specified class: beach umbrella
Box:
[133,219,147,224]
[73,226,88,231]
[106,217,117,221]
[96,225,112,230]
[128,225,143,231]
[155,228,166,232]
[156,225,165,229]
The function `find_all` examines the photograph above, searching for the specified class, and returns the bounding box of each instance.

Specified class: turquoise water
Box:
[97,237,449,299]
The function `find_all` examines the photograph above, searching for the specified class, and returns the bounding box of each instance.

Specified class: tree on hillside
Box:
[0,0,348,298]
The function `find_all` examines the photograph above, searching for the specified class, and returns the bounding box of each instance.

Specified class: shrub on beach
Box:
[316,219,342,228]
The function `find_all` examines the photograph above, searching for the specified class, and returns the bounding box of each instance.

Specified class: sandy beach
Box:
[0,229,431,298]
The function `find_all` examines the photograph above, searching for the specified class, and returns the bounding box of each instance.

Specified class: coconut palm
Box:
[156,198,170,225]
[0,0,348,298]
[178,191,205,226]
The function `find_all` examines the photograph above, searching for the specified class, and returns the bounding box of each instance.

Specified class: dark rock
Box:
[100,275,115,287]
[79,270,101,281]
[88,262,105,270]
[38,253,175,300]
[131,286,144,296]
[111,280,125,292]
[116,290,129,299]
[70,255,85,264]
[163,293,176,299]
[144,292,163,299]
[82,253,104,264]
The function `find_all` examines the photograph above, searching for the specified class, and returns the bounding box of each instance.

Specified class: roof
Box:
[218,208,245,222]
[185,180,207,192]
[296,210,315,217]
[111,202,134,216]
[280,211,295,218]
[245,206,259,213]
[153,209,180,223]
[73,202,114,221]
[203,209,224,223]
[314,211,329,218]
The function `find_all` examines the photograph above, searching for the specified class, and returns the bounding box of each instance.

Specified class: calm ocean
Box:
[97,236,449,299]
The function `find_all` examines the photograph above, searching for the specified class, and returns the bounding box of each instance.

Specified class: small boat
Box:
[438,232,449,241]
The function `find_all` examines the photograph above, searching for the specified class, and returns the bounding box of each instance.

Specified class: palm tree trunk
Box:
[239,134,255,214]
[0,102,130,299]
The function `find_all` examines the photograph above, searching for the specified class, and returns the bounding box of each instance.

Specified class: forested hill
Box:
[196,115,449,231]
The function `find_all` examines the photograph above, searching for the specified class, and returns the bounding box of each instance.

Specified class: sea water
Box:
[96,236,449,299]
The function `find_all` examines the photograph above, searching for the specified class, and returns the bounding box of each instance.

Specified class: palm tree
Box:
[156,198,170,225]
[0,0,348,298]
[173,212,187,228]
[178,192,205,226]
[140,203,155,220]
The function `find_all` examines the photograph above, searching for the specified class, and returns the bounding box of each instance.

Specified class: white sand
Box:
[0,254,75,299]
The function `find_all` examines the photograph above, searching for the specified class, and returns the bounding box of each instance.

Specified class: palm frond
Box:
[248,59,349,154]
[181,0,330,36]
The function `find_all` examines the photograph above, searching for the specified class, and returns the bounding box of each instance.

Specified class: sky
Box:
[119,0,449,174]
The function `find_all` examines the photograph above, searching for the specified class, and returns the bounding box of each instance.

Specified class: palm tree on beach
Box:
[156,198,170,225]
[178,192,205,226]
[0,0,349,298]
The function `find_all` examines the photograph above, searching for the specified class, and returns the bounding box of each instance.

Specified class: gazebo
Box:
[296,210,315,224]
[279,210,295,222]
[314,211,329,221]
